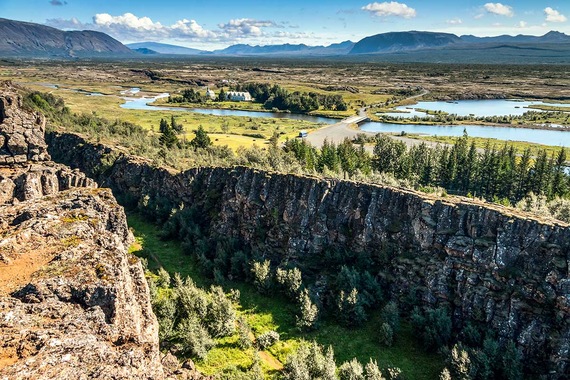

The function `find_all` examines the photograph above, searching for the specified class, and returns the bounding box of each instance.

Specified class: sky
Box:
[1,0,569,49]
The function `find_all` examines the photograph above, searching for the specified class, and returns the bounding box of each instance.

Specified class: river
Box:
[118,92,569,147]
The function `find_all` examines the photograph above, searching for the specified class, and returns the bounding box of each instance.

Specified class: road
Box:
[306,90,436,149]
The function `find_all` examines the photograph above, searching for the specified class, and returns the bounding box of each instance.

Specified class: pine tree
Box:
[296,288,319,330]
[501,341,522,380]
[217,88,226,102]
[159,118,179,148]
[551,148,567,197]
[190,125,212,150]
[450,344,472,380]
[364,359,385,380]
[338,358,364,380]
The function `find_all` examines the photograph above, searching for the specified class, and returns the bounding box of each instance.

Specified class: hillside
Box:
[0,18,135,58]
[126,41,204,55]
[349,31,461,54]
[213,41,355,56]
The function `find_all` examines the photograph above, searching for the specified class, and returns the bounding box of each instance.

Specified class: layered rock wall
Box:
[0,84,169,379]
[48,131,570,378]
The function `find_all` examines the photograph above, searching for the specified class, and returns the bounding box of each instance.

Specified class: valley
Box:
[2,44,570,380]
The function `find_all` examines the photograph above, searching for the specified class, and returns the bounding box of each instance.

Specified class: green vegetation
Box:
[168,82,350,115]
[406,134,569,160]
[26,90,570,224]
[128,214,443,379]
[234,82,348,113]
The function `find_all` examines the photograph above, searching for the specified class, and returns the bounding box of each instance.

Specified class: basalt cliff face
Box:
[48,131,570,378]
[0,85,171,379]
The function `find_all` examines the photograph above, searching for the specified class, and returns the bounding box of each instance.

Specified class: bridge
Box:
[341,115,370,125]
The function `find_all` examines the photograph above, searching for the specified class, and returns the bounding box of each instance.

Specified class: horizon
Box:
[1,1,569,49]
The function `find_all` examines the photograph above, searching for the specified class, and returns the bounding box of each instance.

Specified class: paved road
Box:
[305,121,368,147]
[306,112,441,150]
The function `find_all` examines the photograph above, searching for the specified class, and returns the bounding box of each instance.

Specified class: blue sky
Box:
[1,1,569,48]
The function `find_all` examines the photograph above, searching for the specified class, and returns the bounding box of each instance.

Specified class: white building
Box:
[226,91,252,102]
[205,88,216,100]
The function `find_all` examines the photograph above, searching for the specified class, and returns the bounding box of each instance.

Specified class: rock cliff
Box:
[48,131,570,378]
[0,84,170,379]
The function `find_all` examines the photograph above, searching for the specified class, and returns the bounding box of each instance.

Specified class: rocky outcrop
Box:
[0,86,49,164]
[0,84,174,379]
[48,131,570,378]
[0,188,165,379]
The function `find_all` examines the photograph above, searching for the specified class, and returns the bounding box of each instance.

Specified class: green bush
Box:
[256,330,280,350]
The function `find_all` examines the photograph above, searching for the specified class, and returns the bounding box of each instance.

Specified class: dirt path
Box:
[259,351,284,370]
[0,248,55,295]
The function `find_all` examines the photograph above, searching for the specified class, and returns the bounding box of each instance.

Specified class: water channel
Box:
[119,92,569,147]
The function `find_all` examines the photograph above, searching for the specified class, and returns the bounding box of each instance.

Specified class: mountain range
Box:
[0,18,569,63]
[0,18,134,58]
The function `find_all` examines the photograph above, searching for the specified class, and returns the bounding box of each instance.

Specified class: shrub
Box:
[296,288,319,330]
[251,260,272,294]
[256,330,280,350]
[338,358,364,380]
[380,301,400,334]
[364,359,385,380]
[411,307,452,349]
[378,323,394,347]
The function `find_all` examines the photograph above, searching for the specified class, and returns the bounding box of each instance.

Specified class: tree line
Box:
[234,82,348,113]
[285,131,569,205]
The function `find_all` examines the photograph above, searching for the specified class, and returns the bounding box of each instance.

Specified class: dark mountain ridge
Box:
[0,18,135,58]
[1,17,569,63]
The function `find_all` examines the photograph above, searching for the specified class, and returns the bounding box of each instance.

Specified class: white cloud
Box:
[45,13,286,46]
[170,19,218,38]
[46,17,83,29]
[484,3,514,17]
[544,7,567,23]
[362,2,417,19]
[218,19,277,37]
[94,13,164,33]
[447,18,463,25]
[518,21,527,28]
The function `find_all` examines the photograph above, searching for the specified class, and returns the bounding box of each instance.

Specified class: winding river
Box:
[119,92,569,147]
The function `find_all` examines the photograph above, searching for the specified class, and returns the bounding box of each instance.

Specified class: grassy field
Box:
[127,213,443,380]
[17,83,323,149]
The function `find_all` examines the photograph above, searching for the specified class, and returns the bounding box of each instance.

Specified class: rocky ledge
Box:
[0,83,202,378]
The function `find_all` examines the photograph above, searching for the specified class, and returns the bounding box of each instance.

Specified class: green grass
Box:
[18,83,323,151]
[127,213,444,379]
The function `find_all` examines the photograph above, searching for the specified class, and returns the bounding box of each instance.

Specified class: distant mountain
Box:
[0,17,568,63]
[213,41,355,56]
[0,18,134,58]
[132,48,159,55]
[126,42,204,55]
[349,31,461,55]
[460,31,570,44]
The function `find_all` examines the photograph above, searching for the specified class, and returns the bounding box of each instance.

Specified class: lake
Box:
[385,99,570,118]
[359,122,569,147]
